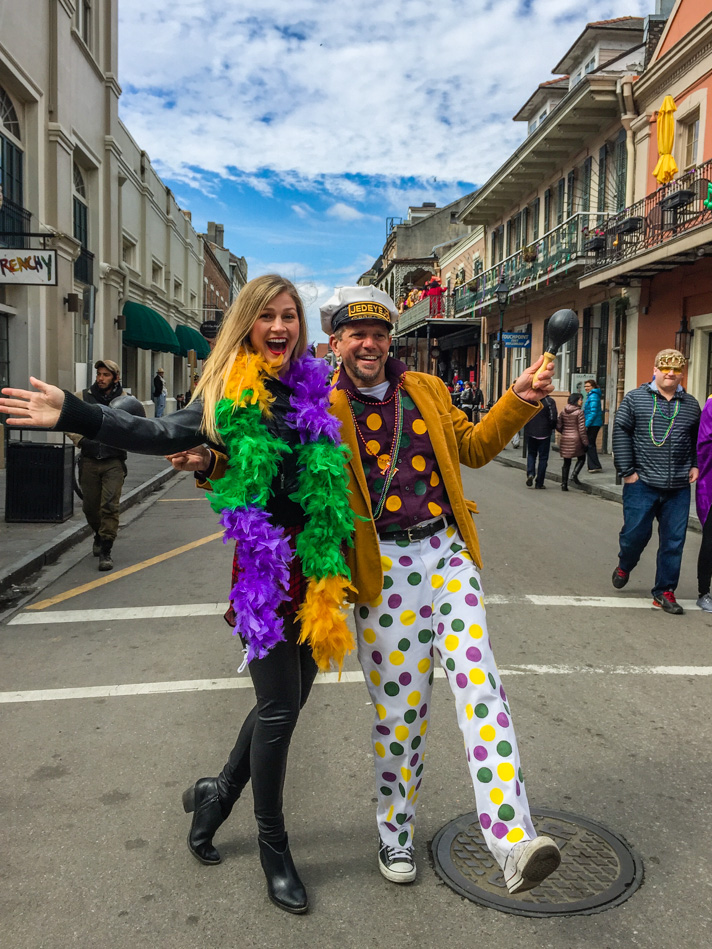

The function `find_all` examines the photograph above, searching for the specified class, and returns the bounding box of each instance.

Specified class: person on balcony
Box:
[583,379,604,472]
[611,349,700,615]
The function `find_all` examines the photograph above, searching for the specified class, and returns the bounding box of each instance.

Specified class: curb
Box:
[493,452,703,533]
[0,465,179,596]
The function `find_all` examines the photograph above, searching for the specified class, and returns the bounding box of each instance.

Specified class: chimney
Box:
[215,223,224,247]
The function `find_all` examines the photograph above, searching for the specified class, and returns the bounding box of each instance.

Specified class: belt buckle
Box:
[406,526,417,543]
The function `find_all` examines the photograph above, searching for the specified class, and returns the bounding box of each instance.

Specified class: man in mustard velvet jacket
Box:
[324,286,561,895]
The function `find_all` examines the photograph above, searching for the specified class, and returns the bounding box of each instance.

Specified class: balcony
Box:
[583,157,712,279]
[74,246,94,285]
[0,197,32,249]
[395,293,454,332]
[454,212,604,315]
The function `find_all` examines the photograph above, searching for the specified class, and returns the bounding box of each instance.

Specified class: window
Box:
[684,115,700,169]
[73,164,88,248]
[585,56,596,74]
[556,177,565,226]
[174,278,183,301]
[566,170,576,218]
[543,189,551,233]
[581,157,592,214]
[614,131,627,212]
[597,144,608,220]
[74,311,88,367]
[122,236,136,268]
[190,290,198,309]
[531,197,540,240]
[0,86,23,210]
[152,259,164,286]
[506,218,513,257]
[76,0,92,47]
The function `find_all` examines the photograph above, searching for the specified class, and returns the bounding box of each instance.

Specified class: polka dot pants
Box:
[355,524,536,869]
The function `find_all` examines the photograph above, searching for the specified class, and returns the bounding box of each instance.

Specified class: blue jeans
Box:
[526,436,550,487]
[618,479,691,595]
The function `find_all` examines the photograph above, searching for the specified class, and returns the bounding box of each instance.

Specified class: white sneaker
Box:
[697,593,712,612]
[378,838,416,883]
[503,836,561,894]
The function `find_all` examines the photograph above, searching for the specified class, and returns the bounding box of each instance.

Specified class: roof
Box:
[553,17,644,74]
[513,77,569,122]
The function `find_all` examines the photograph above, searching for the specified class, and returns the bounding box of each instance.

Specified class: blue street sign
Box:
[502,332,531,348]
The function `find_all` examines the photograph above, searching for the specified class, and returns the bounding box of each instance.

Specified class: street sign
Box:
[502,332,531,348]
[0,249,58,285]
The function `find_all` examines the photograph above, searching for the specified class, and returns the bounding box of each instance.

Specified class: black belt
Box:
[379,515,456,544]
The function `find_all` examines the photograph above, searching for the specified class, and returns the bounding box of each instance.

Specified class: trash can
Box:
[5,431,74,523]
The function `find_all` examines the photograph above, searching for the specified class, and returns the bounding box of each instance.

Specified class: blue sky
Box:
[117,0,649,340]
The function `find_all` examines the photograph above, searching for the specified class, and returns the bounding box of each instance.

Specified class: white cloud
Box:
[291,203,313,218]
[118,1,650,189]
[326,202,366,221]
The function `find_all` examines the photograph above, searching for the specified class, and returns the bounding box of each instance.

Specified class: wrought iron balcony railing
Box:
[584,157,712,274]
[74,246,94,285]
[454,211,606,315]
[395,293,454,332]
[0,197,32,249]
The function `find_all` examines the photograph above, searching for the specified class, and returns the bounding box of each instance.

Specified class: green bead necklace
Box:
[649,392,680,447]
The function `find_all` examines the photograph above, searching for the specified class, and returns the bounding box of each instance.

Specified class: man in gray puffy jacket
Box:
[611,348,700,614]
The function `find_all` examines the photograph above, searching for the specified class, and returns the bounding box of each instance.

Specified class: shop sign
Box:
[502,332,531,348]
[0,249,57,285]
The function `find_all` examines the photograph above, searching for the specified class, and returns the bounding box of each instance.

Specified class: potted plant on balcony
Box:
[583,226,606,253]
[521,244,538,263]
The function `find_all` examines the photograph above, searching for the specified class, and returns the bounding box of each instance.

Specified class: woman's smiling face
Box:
[248,291,301,373]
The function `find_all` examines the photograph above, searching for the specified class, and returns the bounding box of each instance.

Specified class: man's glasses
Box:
[656,365,683,374]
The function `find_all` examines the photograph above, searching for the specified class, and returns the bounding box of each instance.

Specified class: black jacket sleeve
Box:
[56,391,207,455]
[612,393,636,477]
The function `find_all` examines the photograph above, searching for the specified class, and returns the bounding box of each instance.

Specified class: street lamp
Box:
[495,278,510,399]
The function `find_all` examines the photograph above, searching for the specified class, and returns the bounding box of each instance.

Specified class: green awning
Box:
[122,301,181,355]
[175,322,211,360]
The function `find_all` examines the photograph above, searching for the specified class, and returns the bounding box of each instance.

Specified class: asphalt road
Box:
[1,464,710,949]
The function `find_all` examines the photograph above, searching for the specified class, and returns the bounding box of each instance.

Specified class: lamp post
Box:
[495,278,510,400]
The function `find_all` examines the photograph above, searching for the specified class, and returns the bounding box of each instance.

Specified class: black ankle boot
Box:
[98,542,113,571]
[572,459,584,485]
[182,777,233,865]
[258,835,308,914]
[561,479,568,491]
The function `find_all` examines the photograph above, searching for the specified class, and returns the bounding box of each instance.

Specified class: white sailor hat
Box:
[320,286,398,335]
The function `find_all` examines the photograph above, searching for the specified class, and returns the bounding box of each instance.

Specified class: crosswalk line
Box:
[8,594,701,625]
[2,665,712,704]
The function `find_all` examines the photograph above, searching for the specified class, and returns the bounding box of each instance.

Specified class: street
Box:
[1,461,711,949]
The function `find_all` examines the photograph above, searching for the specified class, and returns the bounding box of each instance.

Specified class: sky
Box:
[117,0,650,341]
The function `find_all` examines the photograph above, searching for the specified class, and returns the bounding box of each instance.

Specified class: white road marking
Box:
[8,594,701,625]
[2,666,711,705]
[9,604,226,624]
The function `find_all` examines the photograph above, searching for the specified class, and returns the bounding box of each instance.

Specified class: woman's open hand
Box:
[0,377,65,428]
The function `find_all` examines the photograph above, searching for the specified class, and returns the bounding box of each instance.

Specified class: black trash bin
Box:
[5,431,74,522]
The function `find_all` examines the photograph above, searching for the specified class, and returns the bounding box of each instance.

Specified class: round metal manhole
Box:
[431,808,643,917]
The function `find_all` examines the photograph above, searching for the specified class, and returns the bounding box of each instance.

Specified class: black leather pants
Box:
[216,617,318,843]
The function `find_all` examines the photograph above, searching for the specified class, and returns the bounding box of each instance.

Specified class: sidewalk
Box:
[0,452,178,597]
[494,443,703,532]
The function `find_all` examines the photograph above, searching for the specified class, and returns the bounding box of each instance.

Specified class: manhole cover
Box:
[431,808,643,917]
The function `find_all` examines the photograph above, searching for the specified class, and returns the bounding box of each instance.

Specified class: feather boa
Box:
[208,351,355,671]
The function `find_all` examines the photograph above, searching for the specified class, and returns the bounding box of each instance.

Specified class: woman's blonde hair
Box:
[191,274,307,442]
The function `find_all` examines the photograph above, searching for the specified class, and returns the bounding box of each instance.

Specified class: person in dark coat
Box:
[524,395,557,489]
[556,392,588,491]
[583,379,604,471]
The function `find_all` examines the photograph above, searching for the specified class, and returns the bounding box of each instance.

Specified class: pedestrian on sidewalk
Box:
[611,348,700,615]
[695,395,712,612]
[0,274,356,917]
[152,367,166,417]
[321,286,561,894]
[556,392,588,491]
[68,359,144,571]
[524,394,557,489]
[583,379,604,472]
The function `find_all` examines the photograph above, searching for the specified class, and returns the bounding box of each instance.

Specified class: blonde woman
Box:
[0,275,355,915]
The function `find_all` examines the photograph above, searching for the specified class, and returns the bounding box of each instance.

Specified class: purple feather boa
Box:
[283,352,341,444]
[220,505,292,662]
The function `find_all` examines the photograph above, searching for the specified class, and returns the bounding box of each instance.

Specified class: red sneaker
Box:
[611,566,629,589]
[652,591,684,615]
